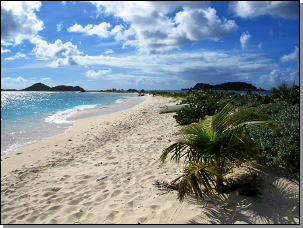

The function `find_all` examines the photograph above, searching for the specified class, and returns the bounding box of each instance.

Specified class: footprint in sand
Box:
[77,180,89,185]
[79,174,92,180]
[109,203,119,209]
[68,198,82,205]
[144,170,153,175]
[127,200,135,208]
[137,217,147,223]
[26,215,39,223]
[83,201,93,207]
[43,192,55,197]
[60,175,71,181]
[67,212,83,223]
[16,213,29,220]
[49,219,58,224]
[63,206,77,214]
[150,204,160,210]
[110,189,123,197]
[48,205,63,211]
[106,210,119,221]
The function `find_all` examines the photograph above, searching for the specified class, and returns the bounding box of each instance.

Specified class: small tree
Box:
[161,104,276,201]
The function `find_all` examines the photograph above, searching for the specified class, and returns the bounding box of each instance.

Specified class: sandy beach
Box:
[1,94,299,224]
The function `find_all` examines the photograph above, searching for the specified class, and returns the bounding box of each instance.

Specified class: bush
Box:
[173,103,206,125]
[247,102,299,179]
[172,90,221,125]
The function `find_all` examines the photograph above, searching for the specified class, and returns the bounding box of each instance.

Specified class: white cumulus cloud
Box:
[257,68,299,89]
[86,69,112,79]
[280,46,299,62]
[4,52,27,61]
[1,1,44,45]
[229,1,299,19]
[68,22,112,38]
[1,76,30,89]
[30,36,82,66]
[40,77,53,82]
[240,32,252,50]
[1,48,11,53]
[83,2,238,54]
[103,49,114,54]
[57,21,63,32]
[48,56,78,68]
[175,7,238,41]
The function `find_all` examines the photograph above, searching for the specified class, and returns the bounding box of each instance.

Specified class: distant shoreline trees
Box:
[183,82,265,92]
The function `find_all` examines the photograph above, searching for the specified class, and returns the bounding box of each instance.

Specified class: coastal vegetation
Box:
[159,82,299,202]
[1,88,18,91]
[99,88,145,93]
[183,81,265,92]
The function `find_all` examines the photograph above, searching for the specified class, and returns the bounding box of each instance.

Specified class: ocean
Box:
[1,91,140,157]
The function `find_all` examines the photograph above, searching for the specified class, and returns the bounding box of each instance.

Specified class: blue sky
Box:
[1,1,299,90]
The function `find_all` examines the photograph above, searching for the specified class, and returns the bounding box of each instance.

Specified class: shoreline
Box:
[1,95,144,174]
[68,96,144,121]
[1,95,142,158]
[1,95,299,224]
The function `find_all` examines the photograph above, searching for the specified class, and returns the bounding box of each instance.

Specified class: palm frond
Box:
[235,120,277,130]
[171,162,223,202]
[161,123,217,164]
[222,135,261,166]
[160,141,188,162]
[198,115,212,129]
[212,103,239,136]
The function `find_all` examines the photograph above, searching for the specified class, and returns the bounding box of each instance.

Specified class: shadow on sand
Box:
[186,165,299,224]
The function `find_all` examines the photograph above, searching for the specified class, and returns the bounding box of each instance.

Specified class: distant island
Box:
[22,83,85,92]
[2,83,85,92]
[184,82,265,91]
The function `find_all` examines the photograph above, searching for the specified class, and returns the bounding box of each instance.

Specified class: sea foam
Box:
[115,99,123,104]
[45,105,98,124]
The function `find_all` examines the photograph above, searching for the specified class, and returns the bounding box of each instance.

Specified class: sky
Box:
[1,1,300,90]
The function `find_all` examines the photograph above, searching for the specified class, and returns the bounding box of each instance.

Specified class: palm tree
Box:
[271,81,299,103]
[160,103,276,202]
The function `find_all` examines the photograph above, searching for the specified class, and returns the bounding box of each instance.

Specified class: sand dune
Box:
[1,95,299,224]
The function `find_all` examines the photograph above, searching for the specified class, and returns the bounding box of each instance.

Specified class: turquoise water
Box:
[1,91,139,156]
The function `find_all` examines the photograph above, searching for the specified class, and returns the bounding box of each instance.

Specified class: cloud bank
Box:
[75,1,238,54]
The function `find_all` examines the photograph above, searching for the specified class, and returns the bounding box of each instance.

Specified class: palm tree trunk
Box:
[216,169,224,193]
[215,157,224,193]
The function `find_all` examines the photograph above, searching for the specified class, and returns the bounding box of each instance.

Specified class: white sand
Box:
[1,95,299,224]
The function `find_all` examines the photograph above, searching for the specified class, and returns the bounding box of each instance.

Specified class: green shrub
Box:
[247,103,299,179]
[173,103,206,125]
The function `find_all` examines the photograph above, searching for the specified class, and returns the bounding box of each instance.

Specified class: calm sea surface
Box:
[1,91,138,157]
